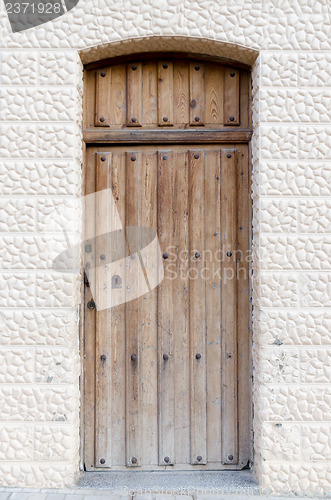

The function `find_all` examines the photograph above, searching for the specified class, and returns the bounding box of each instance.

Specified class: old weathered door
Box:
[83,57,252,471]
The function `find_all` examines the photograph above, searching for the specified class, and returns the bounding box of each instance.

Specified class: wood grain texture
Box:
[189,62,205,126]
[223,68,240,126]
[157,61,174,126]
[95,68,111,127]
[127,63,143,126]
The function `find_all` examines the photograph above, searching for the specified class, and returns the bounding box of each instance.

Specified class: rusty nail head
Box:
[85,244,92,253]
[87,300,95,310]
[100,458,105,464]
[131,65,137,70]
[100,71,106,77]
[163,155,168,160]
[163,116,168,122]
[227,251,232,257]
[100,254,106,260]
[131,117,137,123]
[227,153,232,159]
[194,154,200,159]
[195,251,200,258]
[194,116,200,122]
[230,72,235,77]
[131,457,137,464]
[131,156,136,162]
[163,64,168,69]
[100,117,105,123]
[228,454,234,461]
[100,354,106,361]
[197,455,202,461]
[195,65,200,70]
[164,456,170,463]
[163,353,169,361]
[229,116,235,121]
[101,155,106,162]
[131,354,137,361]
[196,353,201,359]
[163,252,168,259]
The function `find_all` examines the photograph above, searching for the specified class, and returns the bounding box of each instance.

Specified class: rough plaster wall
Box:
[0,0,330,495]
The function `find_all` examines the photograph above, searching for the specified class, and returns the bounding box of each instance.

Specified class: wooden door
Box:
[83,56,252,471]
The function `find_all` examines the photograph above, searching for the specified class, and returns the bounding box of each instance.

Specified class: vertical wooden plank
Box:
[189,149,207,465]
[95,68,111,126]
[83,147,96,470]
[157,150,175,465]
[189,62,205,126]
[157,61,174,126]
[173,151,190,464]
[95,152,112,467]
[109,151,127,466]
[239,70,250,130]
[236,144,251,467]
[220,148,238,465]
[142,63,158,124]
[205,64,223,124]
[223,68,240,126]
[127,63,143,126]
[204,150,222,463]
[110,64,127,127]
[125,151,141,466]
[173,61,189,125]
[139,152,158,465]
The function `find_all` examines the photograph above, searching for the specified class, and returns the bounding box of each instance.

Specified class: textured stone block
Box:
[0,274,35,307]
[258,423,301,461]
[34,425,76,460]
[259,161,331,197]
[0,161,79,196]
[35,273,77,308]
[0,349,33,383]
[260,126,298,159]
[300,273,331,307]
[261,52,298,87]
[299,199,331,233]
[0,199,35,233]
[260,199,298,233]
[299,127,331,159]
[298,53,331,87]
[38,124,76,158]
[0,309,77,345]
[300,350,331,383]
[301,425,331,460]
[0,125,36,158]
[260,273,298,307]
[39,52,81,86]
[254,348,299,384]
[35,348,77,384]
[0,426,33,460]
[36,199,78,233]
[0,53,38,85]
[0,88,77,122]
[0,386,77,422]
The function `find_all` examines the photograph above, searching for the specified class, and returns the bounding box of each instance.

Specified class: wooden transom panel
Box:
[84,59,251,130]
[84,144,251,470]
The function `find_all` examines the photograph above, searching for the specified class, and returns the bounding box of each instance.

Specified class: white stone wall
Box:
[0,0,330,495]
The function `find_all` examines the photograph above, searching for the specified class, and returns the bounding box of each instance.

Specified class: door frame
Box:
[80,53,253,472]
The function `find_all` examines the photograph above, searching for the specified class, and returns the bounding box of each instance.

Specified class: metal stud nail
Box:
[230,72,235,77]
[100,354,106,361]
[100,71,106,77]
[163,64,168,69]
[131,354,137,361]
[194,116,200,122]
[195,251,200,258]
[100,458,105,464]
[197,455,202,461]
[163,252,168,259]
[100,117,105,123]
[131,253,136,259]
[131,457,137,464]
[196,353,201,359]
[131,156,136,161]
[163,155,168,160]
[229,116,235,121]
[227,251,232,257]
[131,117,137,123]
[195,65,200,71]
[87,300,95,310]
[131,65,137,71]
[163,353,169,361]
[226,153,232,159]
[163,116,168,122]
[164,456,170,463]
[100,254,106,260]
[194,154,200,159]
[228,454,234,461]
[101,155,106,162]
[85,244,92,253]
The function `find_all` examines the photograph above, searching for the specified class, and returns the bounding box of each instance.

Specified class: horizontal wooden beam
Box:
[83,129,252,144]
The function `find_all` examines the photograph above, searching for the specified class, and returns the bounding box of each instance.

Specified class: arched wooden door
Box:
[83,55,252,471]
